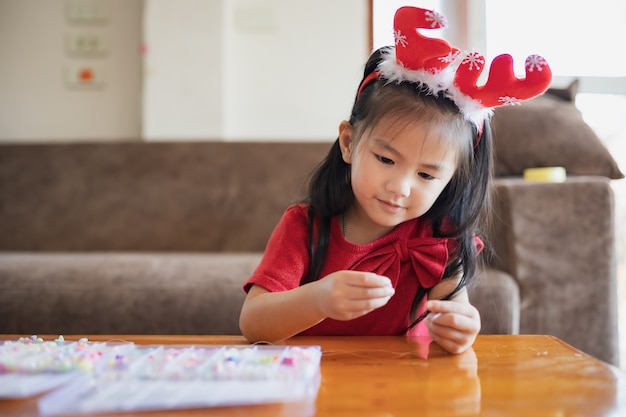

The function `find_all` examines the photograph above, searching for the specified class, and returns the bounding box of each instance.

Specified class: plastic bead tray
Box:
[0,336,322,415]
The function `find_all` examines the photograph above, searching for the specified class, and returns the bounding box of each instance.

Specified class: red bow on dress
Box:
[350,238,449,289]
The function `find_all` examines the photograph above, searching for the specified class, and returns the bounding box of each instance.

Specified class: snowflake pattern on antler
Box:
[461,52,485,71]
[498,96,522,106]
[438,51,461,64]
[526,55,548,72]
[394,29,408,48]
[424,10,446,28]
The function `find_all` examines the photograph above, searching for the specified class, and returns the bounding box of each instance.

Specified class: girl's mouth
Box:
[378,199,405,213]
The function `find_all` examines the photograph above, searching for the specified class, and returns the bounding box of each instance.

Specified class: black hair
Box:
[301,46,493,330]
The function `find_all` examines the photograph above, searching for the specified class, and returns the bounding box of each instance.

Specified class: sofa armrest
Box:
[488,176,619,365]
[469,268,520,335]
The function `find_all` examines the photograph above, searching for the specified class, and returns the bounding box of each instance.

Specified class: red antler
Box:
[393,6,459,73]
[358,5,553,125]
[453,52,552,107]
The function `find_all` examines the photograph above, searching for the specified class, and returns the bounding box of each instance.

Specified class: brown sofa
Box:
[0,139,619,366]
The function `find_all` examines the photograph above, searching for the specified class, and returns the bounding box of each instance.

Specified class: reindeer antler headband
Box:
[358,6,552,132]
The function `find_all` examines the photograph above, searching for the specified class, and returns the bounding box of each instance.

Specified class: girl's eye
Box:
[418,172,436,180]
[376,154,394,165]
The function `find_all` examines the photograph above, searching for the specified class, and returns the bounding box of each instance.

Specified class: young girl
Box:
[239,5,551,354]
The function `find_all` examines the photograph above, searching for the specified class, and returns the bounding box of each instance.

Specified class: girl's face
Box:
[339,115,460,241]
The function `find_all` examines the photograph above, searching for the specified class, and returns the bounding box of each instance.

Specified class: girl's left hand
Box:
[425,299,481,354]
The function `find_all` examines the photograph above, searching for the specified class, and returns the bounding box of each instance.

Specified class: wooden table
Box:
[1,334,623,416]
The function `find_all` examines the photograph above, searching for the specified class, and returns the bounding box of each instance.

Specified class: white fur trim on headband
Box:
[376,48,492,128]
[445,85,493,127]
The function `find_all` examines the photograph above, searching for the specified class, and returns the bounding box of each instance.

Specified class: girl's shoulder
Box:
[283,203,309,219]
[276,203,310,229]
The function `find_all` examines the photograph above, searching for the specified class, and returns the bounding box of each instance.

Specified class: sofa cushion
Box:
[0,252,263,336]
[490,82,624,179]
[0,142,332,252]
[1,252,518,339]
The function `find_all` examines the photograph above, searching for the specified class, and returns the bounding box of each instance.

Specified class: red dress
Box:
[243,204,481,336]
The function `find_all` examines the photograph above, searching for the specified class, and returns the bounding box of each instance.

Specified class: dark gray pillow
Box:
[490,80,624,179]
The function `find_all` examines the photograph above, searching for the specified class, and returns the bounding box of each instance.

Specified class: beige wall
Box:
[143,0,369,141]
[0,0,369,142]
[0,0,144,142]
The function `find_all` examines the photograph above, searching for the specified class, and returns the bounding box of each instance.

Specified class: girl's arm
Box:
[425,277,481,354]
[239,271,395,343]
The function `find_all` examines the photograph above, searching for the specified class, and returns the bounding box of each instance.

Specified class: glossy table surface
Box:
[1,334,624,417]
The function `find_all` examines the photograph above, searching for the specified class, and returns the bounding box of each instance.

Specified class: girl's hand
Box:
[314,270,395,321]
[425,299,481,354]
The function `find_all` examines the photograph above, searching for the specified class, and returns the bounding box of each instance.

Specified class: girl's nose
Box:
[387,174,412,198]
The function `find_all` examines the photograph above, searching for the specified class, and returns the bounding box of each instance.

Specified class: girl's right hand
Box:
[313,271,395,321]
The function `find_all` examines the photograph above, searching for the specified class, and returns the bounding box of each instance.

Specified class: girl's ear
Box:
[338,120,354,164]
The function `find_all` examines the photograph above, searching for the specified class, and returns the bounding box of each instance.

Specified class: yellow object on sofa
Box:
[523,166,566,182]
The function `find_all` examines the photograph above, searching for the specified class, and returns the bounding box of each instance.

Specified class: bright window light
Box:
[485,0,626,77]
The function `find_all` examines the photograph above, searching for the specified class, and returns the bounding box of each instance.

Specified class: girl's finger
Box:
[426,300,476,317]
[428,311,471,331]
[345,272,392,288]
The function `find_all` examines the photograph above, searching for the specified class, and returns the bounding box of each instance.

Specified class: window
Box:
[484,0,626,79]
[482,0,626,158]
